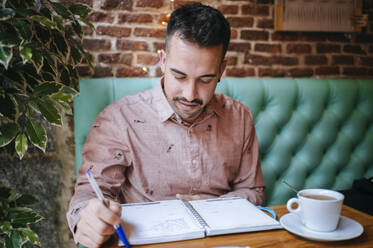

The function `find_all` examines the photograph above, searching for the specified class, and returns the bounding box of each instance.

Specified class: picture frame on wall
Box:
[274,0,367,32]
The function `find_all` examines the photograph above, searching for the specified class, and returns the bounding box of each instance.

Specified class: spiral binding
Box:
[181,200,209,230]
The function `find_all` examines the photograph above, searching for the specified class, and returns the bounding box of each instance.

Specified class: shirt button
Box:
[192,159,196,165]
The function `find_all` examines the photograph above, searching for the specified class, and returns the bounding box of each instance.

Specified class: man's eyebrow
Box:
[170,68,216,78]
[170,68,186,76]
[200,73,217,78]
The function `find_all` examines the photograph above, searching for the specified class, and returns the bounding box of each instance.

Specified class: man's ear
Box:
[159,49,166,74]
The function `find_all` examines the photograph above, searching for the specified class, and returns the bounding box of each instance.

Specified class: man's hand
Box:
[176,193,204,201]
[75,198,122,248]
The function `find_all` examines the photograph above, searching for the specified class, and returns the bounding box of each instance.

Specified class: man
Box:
[67,3,265,247]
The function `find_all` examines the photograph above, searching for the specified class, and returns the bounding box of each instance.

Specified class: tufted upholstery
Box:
[74,78,373,206]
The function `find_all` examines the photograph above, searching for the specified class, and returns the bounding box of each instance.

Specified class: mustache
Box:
[173,96,203,105]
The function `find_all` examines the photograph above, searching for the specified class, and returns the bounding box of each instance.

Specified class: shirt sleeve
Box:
[220,110,265,206]
[66,104,131,242]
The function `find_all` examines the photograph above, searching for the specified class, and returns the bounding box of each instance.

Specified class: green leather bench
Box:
[74,78,373,206]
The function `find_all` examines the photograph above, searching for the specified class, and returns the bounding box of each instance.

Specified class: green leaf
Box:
[3,69,25,85]
[0,8,15,21]
[0,221,12,235]
[61,85,79,96]
[0,46,12,69]
[14,97,26,115]
[22,229,40,245]
[55,101,72,115]
[34,25,50,44]
[31,48,43,73]
[72,20,83,38]
[79,17,94,29]
[40,6,52,19]
[27,101,40,114]
[53,31,67,55]
[33,82,62,97]
[51,2,72,20]
[8,207,35,213]
[4,235,13,248]
[0,94,17,120]
[0,33,21,47]
[69,3,91,17]
[3,231,23,248]
[0,123,19,147]
[15,133,28,160]
[19,46,32,64]
[15,8,37,17]
[21,242,35,248]
[11,19,32,40]
[50,92,72,103]
[15,194,38,206]
[9,211,43,225]
[69,44,82,64]
[8,192,22,202]
[10,231,22,248]
[52,15,64,31]
[19,61,40,77]
[30,15,55,28]
[26,119,46,152]
[37,99,62,126]
[41,52,56,74]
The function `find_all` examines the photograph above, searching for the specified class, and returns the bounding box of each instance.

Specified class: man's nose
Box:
[183,81,197,102]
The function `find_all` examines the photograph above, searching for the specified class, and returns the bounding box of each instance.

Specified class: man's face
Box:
[160,35,227,123]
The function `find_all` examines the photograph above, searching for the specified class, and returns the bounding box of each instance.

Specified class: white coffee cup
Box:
[286,189,344,232]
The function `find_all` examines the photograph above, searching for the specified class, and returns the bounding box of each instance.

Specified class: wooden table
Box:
[107,205,373,248]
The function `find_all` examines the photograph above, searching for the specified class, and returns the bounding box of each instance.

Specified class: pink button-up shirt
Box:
[67,80,265,239]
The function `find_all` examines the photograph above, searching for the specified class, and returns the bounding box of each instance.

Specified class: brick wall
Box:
[63,0,373,78]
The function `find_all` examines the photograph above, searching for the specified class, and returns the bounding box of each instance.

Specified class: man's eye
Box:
[175,76,185,80]
[199,78,211,84]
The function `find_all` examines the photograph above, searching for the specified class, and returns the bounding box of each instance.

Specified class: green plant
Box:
[0,183,43,247]
[0,0,93,159]
[0,0,93,247]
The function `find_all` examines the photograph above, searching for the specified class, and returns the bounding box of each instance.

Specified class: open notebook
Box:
[120,197,282,245]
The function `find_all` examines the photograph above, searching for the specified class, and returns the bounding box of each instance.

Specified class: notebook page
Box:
[189,198,280,233]
[121,200,205,245]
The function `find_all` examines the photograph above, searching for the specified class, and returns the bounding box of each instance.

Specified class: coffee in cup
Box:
[286,189,344,232]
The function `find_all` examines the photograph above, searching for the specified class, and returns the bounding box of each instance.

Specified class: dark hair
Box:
[166,3,231,60]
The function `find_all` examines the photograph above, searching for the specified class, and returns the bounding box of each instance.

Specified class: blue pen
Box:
[85,170,131,248]
[256,206,277,220]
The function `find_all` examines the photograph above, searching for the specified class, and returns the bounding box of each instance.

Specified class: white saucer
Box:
[280,213,364,242]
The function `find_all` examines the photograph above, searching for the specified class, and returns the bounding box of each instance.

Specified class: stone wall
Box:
[0,1,372,247]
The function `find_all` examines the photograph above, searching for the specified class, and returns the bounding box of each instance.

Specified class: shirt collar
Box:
[152,78,175,122]
[152,78,224,123]
[204,94,224,119]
